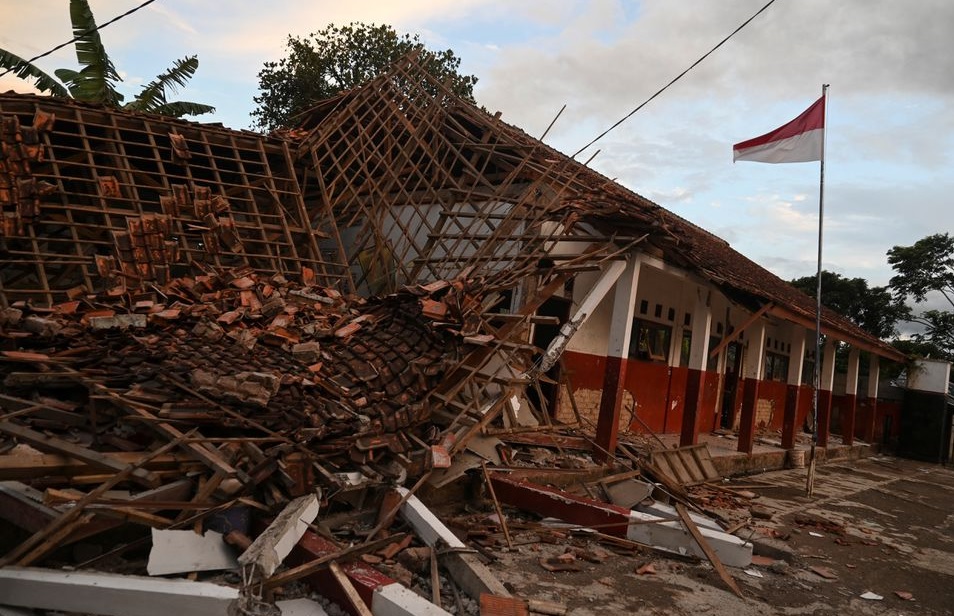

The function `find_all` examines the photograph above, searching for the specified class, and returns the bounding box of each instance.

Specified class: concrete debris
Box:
[0,65,930,616]
[237,493,321,577]
[147,528,238,576]
[276,598,330,616]
[0,567,239,616]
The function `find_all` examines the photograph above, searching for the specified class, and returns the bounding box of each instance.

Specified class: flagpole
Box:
[806,83,829,497]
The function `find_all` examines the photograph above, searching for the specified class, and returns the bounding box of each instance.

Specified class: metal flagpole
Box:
[806,83,829,497]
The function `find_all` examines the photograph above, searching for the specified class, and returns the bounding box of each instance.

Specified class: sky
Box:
[1,0,952,310]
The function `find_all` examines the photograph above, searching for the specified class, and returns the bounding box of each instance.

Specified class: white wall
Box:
[908,359,952,394]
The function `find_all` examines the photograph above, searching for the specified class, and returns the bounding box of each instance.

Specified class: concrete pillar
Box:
[816,340,837,448]
[737,320,766,454]
[781,326,807,450]
[841,347,860,445]
[861,355,880,442]
[680,289,712,447]
[595,257,641,462]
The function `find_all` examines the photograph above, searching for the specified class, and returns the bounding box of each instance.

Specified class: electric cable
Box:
[572,0,779,158]
[0,0,159,80]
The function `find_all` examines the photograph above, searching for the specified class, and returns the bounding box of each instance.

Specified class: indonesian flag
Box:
[733,95,825,163]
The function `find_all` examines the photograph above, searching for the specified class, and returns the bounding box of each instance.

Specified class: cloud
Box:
[1,0,951,295]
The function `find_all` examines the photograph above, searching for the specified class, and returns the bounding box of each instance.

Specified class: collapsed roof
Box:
[0,51,906,614]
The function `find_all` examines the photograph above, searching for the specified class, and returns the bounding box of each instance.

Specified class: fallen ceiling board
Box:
[602,478,653,508]
[0,567,238,616]
[239,493,320,577]
[276,598,330,616]
[147,528,238,576]
[372,583,452,616]
[626,510,752,568]
[634,501,722,531]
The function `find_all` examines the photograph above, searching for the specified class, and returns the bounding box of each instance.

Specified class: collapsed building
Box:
[0,54,909,614]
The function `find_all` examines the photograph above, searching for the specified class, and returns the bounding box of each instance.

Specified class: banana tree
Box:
[0,0,213,118]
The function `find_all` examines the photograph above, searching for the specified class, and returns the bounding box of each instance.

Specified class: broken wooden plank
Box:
[481,461,513,549]
[263,532,405,590]
[0,421,160,488]
[0,451,198,481]
[430,546,441,607]
[0,567,238,616]
[328,561,374,616]
[674,502,743,598]
[1,432,193,566]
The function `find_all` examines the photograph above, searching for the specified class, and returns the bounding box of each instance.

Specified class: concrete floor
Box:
[488,455,954,615]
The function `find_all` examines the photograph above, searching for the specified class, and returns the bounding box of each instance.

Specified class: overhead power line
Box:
[0,0,159,80]
[572,0,779,158]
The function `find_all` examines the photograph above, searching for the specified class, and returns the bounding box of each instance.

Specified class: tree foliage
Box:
[791,270,909,340]
[887,233,954,361]
[251,22,478,131]
[0,0,213,118]
[887,233,954,307]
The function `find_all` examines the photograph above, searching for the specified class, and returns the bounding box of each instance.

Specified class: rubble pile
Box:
[0,266,754,616]
[0,265,469,483]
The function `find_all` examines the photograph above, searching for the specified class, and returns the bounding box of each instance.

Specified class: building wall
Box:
[559,250,881,441]
[559,349,726,436]
[757,380,788,432]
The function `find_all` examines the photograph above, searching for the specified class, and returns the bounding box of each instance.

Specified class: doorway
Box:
[529,296,572,418]
[720,342,743,429]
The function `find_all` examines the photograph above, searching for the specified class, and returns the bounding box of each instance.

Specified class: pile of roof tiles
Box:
[0,264,477,564]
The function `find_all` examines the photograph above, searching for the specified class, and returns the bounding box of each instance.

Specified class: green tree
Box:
[887,233,954,361]
[251,22,478,131]
[791,270,909,340]
[0,0,214,118]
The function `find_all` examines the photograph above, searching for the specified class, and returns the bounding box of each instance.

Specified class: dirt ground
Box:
[482,456,954,615]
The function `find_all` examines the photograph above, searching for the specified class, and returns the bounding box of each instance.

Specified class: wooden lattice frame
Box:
[295,54,630,297]
[295,55,644,436]
[0,95,349,306]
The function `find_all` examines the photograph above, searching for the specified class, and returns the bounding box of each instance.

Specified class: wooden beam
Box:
[708,303,773,359]
[0,421,159,488]
[262,532,405,591]
[328,561,374,616]
[674,502,742,598]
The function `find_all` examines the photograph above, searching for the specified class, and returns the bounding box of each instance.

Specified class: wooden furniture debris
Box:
[649,444,721,486]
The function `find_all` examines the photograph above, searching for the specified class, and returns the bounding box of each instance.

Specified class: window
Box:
[765,351,789,382]
[629,319,672,363]
[679,329,692,366]
[801,350,816,385]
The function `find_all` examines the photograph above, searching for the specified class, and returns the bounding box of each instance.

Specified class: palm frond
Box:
[0,49,70,97]
[143,100,216,119]
[59,65,124,105]
[127,56,200,112]
[67,0,123,104]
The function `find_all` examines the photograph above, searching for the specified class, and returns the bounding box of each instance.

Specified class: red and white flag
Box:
[733,95,826,163]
